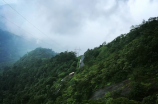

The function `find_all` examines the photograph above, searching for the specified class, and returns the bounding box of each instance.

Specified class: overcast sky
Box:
[0,0,158,55]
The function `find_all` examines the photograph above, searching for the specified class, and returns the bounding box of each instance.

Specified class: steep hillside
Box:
[0,49,77,104]
[53,17,158,104]
[0,17,158,104]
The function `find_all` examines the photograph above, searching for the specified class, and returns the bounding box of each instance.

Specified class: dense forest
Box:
[0,17,158,104]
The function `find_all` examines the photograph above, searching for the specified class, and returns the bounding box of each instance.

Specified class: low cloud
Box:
[0,0,158,54]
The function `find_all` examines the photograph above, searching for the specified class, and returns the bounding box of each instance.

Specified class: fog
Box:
[0,0,158,55]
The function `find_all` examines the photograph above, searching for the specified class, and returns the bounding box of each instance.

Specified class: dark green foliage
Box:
[1,17,158,104]
[129,82,146,101]
[80,97,139,104]
[0,48,77,104]
[53,17,158,103]
[141,95,157,104]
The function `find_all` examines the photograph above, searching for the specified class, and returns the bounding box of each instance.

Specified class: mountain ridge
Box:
[0,17,158,104]
[0,29,39,67]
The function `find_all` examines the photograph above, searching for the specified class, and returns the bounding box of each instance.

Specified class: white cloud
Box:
[0,0,158,54]
[0,0,18,6]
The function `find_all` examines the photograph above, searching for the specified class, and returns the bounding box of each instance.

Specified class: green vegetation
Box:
[1,17,158,104]
[0,48,77,104]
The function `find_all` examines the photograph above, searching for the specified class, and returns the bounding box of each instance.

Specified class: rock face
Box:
[90,80,130,100]
[79,55,84,68]
[69,72,74,76]
[57,72,75,94]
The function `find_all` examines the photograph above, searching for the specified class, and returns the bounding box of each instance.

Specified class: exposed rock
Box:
[69,72,75,76]
[90,80,130,100]
[79,55,84,68]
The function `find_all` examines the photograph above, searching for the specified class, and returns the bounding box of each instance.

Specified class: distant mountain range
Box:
[0,29,39,67]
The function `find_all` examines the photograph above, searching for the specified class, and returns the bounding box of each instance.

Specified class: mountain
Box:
[0,17,158,104]
[0,29,38,68]
[0,49,77,104]
[14,47,57,68]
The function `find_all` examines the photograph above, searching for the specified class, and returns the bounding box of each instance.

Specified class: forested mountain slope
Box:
[0,17,158,104]
[54,17,158,104]
[14,47,57,67]
[0,49,77,104]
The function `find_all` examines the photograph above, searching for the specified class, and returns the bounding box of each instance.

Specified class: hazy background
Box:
[0,0,158,55]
